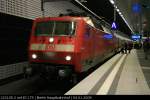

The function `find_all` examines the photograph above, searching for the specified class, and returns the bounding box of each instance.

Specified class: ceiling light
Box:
[80,0,87,3]
[109,0,114,4]
[116,8,120,12]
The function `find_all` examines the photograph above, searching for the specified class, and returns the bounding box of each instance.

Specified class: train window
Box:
[94,22,103,31]
[92,19,104,31]
[34,21,76,36]
[35,21,54,36]
[85,26,90,37]
[55,21,76,36]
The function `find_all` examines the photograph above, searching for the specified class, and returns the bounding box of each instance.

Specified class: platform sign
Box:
[103,33,113,40]
[131,34,141,41]
[132,3,141,13]
[111,22,117,30]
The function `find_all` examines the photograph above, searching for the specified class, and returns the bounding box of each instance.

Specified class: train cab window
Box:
[55,21,76,36]
[35,21,54,36]
[34,21,76,36]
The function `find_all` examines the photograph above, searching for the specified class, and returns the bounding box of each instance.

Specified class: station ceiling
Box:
[79,0,150,37]
[76,0,131,35]
[43,0,150,37]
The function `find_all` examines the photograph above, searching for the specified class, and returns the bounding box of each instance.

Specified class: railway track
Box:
[0,75,73,95]
[0,53,117,95]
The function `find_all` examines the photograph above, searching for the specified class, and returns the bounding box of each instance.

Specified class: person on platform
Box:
[120,43,124,54]
[127,42,133,53]
[124,42,128,54]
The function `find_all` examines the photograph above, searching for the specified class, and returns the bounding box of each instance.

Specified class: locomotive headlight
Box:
[49,37,54,43]
[32,54,37,59]
[65,56,71,61]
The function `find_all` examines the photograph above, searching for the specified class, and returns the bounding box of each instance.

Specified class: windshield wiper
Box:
[51,22,56,36]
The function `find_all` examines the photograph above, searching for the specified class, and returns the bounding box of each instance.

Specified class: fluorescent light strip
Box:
[120,15,134,33]
[116,8,120,12]
[108,0,134,33]
[119,12,122,15]
[109,0,115,4]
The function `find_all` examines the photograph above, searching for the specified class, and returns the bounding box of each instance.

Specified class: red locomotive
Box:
[27,16,124,83]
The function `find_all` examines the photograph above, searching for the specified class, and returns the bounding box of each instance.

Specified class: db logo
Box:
[47,44,55,50]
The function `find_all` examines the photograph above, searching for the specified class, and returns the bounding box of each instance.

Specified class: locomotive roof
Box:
[34,16,131,41]
[35,16,95,27]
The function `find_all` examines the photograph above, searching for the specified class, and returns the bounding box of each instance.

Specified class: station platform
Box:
[0,49,150,95]
[65,49,150,95]
[115,49,150,95]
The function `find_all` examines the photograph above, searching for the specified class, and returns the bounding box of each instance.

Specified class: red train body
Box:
[28,16,119,81]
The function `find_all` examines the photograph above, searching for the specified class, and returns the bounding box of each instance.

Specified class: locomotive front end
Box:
[28,17,77,78]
